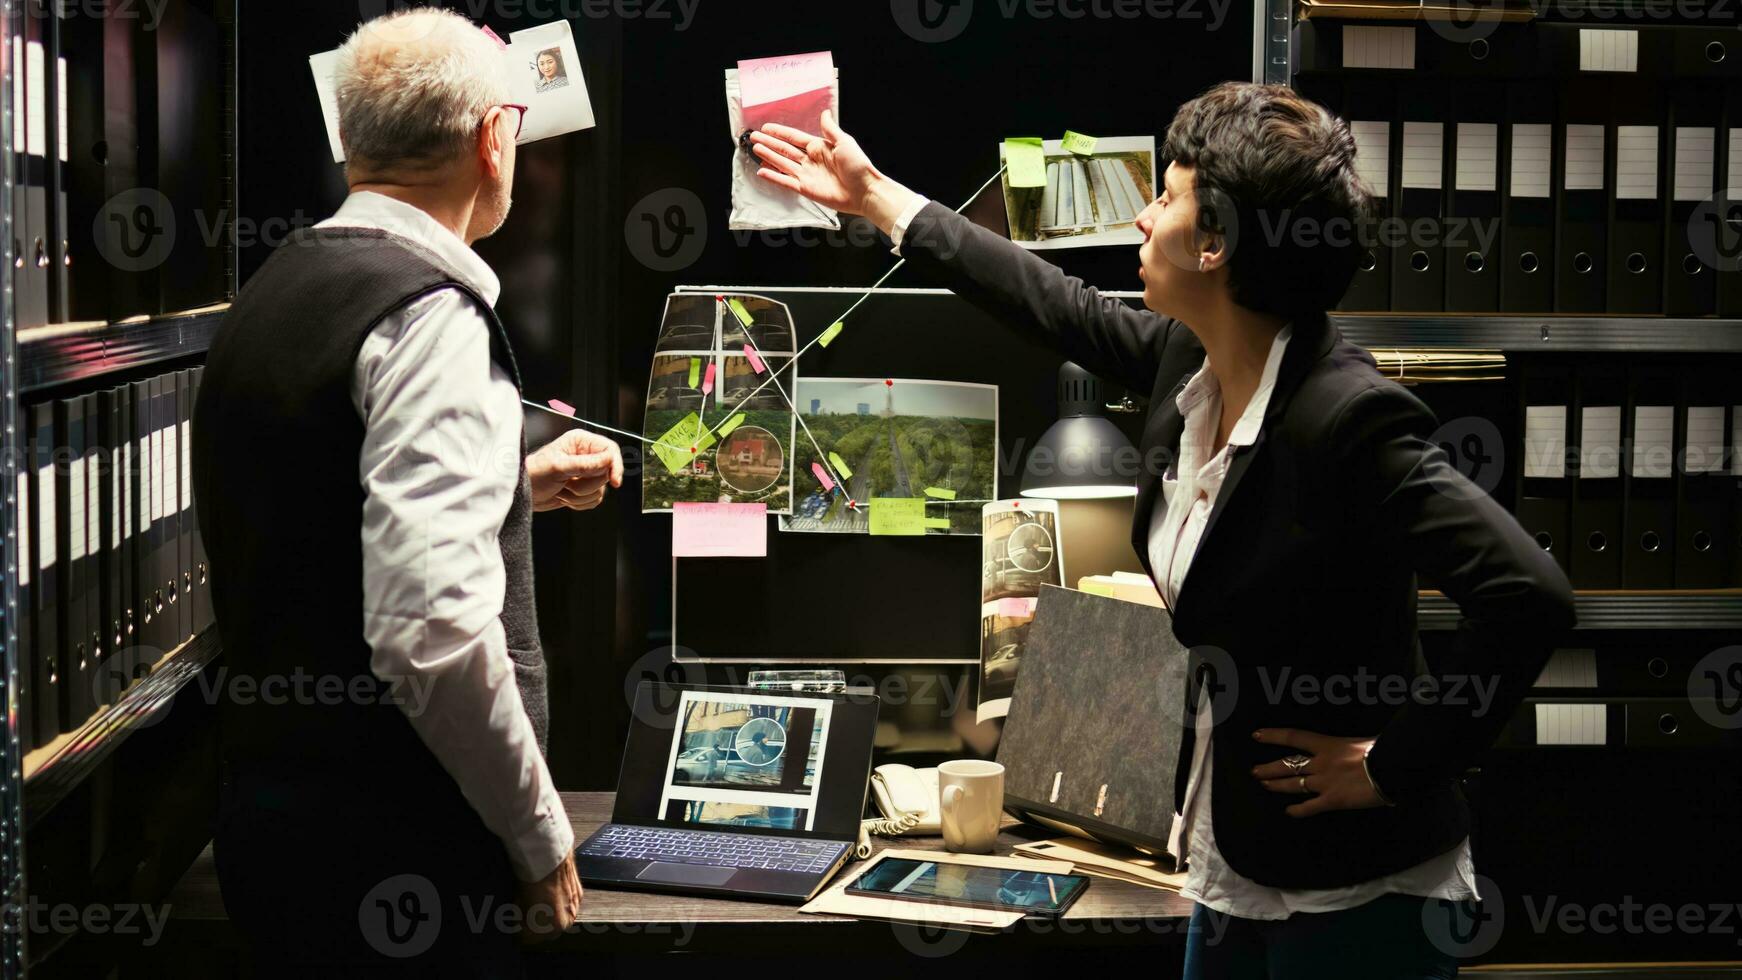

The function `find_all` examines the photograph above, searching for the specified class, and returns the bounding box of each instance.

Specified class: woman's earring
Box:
[1197,255,1208,273]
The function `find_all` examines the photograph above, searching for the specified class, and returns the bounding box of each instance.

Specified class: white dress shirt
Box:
[318,191,572,883]
[1151,326,1478,920]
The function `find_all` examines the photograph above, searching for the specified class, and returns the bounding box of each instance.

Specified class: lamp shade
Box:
[1019,362,1139,499]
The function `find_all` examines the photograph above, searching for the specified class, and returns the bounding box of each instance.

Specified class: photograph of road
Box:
[663,799,807,830]
[780,378,997,535]
[667,697,825,795]
[642,291,798,514]
[978,499,1063,722]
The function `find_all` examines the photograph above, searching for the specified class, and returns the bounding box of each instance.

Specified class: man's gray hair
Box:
[334,8,510,172]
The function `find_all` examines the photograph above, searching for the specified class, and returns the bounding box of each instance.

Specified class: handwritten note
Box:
[653,412,713,475]
[869,497,928,536]
[673,502,767,558]
[726,297,755,327]
[819,321,844,347]
[1061,130,1098,156]
[737,51,834,108]
[812,461,836,492]
[828,452,853,479]
[1004,137,1047,188]
[743,343,766,374]
[924,486,956,500]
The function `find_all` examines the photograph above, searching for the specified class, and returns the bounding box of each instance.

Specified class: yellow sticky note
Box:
[653,412,707,475]
[716,413,747,438]
[1080,579,1115,598]
[828,452,853,480]
[923,517,951,529]
[726,297,754,327]
[819,321,845,347]
[923,486,956,500]
[868,497,927,536]
[1003,137,1046,188]
[688,357,701,389]
[1061,130,1099,156]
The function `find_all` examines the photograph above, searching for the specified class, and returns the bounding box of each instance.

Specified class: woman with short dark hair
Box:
[752,82,1574,978]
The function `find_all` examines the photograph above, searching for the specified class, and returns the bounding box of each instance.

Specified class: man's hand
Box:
[1249,728,1388,817]
[527,428,623,512]
[517,851,582,944]
[748,110,920,236]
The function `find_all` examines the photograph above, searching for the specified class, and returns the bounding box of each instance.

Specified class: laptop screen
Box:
[612,684,879,841]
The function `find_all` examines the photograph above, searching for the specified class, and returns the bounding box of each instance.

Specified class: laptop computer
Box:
[575,683,880,903]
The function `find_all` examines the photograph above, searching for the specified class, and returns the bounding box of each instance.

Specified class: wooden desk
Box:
[166,791,1194,957]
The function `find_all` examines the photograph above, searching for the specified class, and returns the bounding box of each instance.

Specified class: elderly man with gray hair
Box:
[192,8,611,973]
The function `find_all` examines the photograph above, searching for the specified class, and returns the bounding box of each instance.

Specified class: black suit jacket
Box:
[901,203,1576,889]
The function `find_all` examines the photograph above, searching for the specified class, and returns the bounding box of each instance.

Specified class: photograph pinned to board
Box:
[643,293,797,514]
[726,51,840,231]
[998,136,1156,250]
[779,378,998,536]
[978,499,1064,722]
[310,19,594,163]
[658,689,833,832]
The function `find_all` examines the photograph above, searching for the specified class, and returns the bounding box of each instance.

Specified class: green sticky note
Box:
[923,486,956,500]
[923,517,951,529]
[1003,137,1046,188]
[1080,579,1116,597]
[819,321,845,347]
[869,497,927,536]
[688,357,701,389]
[652,412,707,475]
[1061,130,1099,156]
[726,297,754,327]
[828,452,853,480]
[716,413,747,438]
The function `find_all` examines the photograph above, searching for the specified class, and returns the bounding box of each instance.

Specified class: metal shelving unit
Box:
[1418,591,1742,631]
[1333,314,1742,352]
[17,307,228,395]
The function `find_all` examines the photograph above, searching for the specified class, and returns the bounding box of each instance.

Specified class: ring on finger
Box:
[1282,754,1311,773]
[1297,775,1309,793]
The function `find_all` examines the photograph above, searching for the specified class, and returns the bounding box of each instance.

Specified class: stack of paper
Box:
[1013,837,1188,892]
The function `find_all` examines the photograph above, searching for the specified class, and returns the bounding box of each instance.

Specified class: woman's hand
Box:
[1250,728,1389,817]
[749,111,920,235]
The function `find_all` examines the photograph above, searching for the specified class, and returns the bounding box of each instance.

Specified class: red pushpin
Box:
[689,446,697,453]
[885,379,893,387]
[1012,501,1021,508]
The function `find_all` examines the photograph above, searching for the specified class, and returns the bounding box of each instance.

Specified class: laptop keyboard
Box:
[579,824,843,874]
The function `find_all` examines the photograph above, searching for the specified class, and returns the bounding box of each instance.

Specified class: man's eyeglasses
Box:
[488,104,529,140]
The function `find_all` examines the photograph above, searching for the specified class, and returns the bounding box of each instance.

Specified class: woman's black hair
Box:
[1162,82,1373,318]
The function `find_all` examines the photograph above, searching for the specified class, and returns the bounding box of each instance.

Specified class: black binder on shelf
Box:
[80,392,105,707]
[1500,84,1555,314]
[1664,83,1719,318]
[1621,367,1678,589]
[27,402,61,743]
[1718,85,1742,318]
[189,366,211,633]
[118,383,137,681]
[96,387,123,703]
[1555,78,1608,313]
[18,14,50,331]
[1517,363,1574,574]
[1671,27,1742,80]
[1445,84,1502,312]
[1339,81,1394,311]
[1673,374,1731,589]
[132,378,159,656]
[174,370,191,646]
[17,455,36,753]
[1606,86,1664,315]
[156,372,180,651]
[53,396,91,731]
[1571,363,1626,590]
[1391,90,1447,312]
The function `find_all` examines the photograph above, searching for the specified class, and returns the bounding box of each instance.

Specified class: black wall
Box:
[239,0,1251,788]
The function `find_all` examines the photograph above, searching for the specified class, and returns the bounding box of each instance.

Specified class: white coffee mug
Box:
[938,759,1005,854]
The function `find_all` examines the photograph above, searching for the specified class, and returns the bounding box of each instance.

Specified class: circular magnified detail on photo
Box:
[716,425,785,494]
[735,717,786,767]
[1006,522,1056,573]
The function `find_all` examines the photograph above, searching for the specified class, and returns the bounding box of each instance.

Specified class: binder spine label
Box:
[1525,406,1569,479]
[1630,406,1674,478]
[1580,406,1623,478]
[69,456,86,561]
[37,464,54,571]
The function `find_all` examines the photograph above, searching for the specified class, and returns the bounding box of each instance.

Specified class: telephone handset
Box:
[866,764,941,836]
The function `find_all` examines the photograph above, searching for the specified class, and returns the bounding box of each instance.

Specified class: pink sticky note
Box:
[737,51,834,108]
[701,363,717,395]
[673,502,767,558]
[743,343,766,374]
[996,596,1037,619]
[548,398,577,417]
[811,461,835,492]
[480,25,508,50]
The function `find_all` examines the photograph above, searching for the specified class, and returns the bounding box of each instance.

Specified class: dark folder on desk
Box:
[1500,86,1555,313]
[1664,84,1718,317]
[1516,364,1573,573]
[1445,85,1501,312]
[1607,87,1664,315]
[1621,367,1677,589]
[997,586,1188,858]
[1571,364,1626,589]
[1674,374,1731,589]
